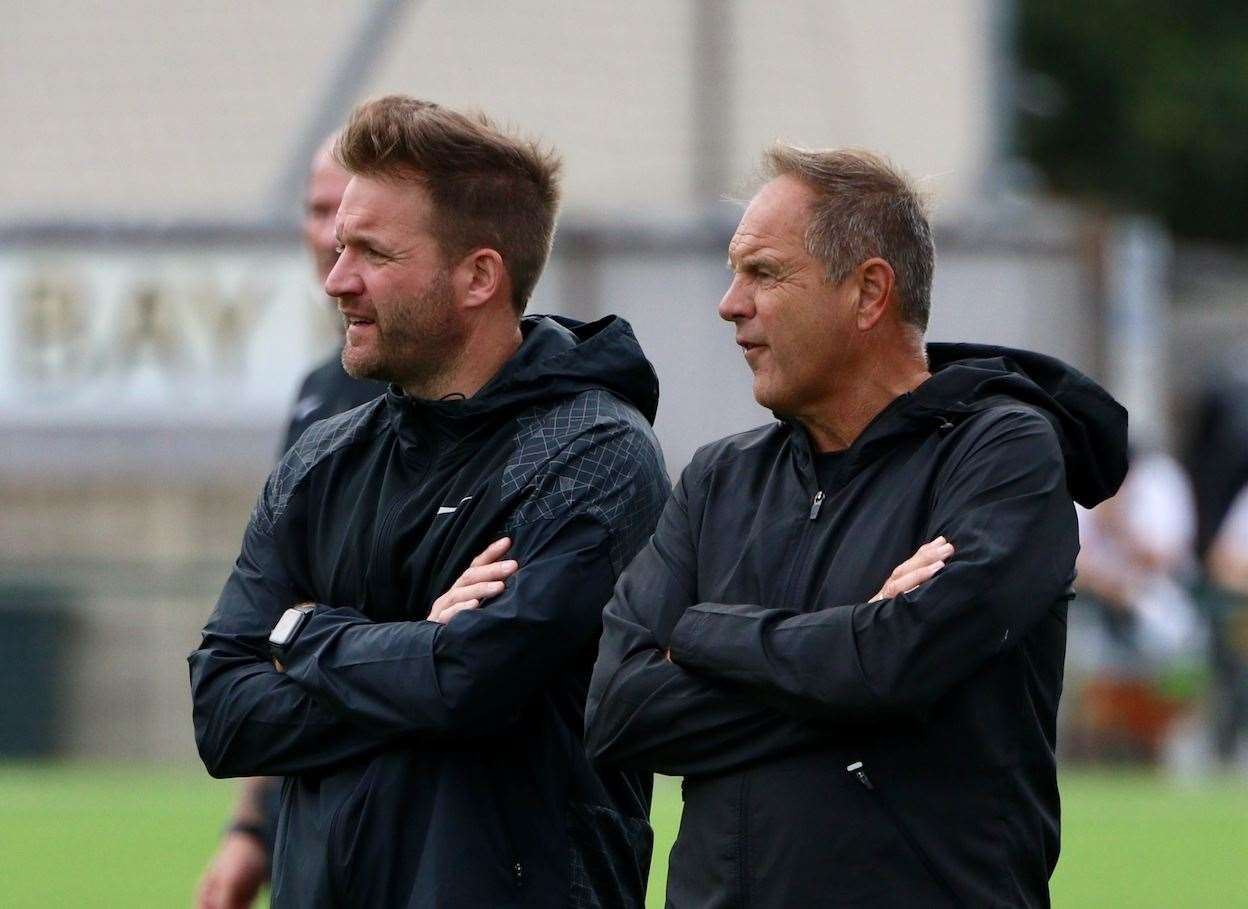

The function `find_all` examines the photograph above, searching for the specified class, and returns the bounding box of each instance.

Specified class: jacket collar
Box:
[783,342,1127,507]
[383,318,580,454]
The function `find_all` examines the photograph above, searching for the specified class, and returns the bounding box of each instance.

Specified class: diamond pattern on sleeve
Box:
[251,399,383,537]
[502,390,668,573]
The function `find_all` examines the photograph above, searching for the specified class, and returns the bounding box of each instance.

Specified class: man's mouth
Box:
[341,312,376,328]
[341,313,377,342]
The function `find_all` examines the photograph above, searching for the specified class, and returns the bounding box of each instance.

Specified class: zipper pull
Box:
[846,760,874,789]
[809,490,825,520]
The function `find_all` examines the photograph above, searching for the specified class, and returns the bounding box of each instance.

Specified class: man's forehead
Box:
[728,228,780,263]
[335,176,428,238]
[729,176,813,261]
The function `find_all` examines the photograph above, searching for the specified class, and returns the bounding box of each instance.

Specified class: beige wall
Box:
[1,2,369,219]
[3,0,996,221]
[364,0,699,218]
[727,1,994,207]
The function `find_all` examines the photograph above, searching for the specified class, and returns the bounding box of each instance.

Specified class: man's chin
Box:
[752,384,799,419]
[751,378,778,412]
[341,350,389,383]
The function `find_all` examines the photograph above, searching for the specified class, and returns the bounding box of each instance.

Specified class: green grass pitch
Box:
[0,765,1243,906]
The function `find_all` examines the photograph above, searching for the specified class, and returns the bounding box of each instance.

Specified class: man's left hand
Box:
[871,536,954,602]
[428,537,518,623]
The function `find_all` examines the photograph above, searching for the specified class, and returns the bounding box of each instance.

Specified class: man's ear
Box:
[454,248,508,310]
[856,258,896,331]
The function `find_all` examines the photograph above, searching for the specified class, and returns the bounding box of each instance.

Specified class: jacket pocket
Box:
[735,752,956,908]
[567,802,653,909]
[324,757,384,901]
[843,760,962,905]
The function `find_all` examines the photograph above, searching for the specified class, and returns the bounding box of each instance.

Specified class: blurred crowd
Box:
[1065,366,1248,773]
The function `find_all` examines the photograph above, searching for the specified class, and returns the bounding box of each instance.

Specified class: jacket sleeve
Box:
[666,409,1078,720]
[585,465,830,777]
[279,514,616,736]
[188,511,396,778]
[278,418,668,739]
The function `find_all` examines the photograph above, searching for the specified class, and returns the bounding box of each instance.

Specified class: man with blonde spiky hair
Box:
[190,97,667,907]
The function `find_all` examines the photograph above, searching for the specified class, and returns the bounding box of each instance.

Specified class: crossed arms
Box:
[189,506,620,778]
[584,410,1077,777]
[191,408,1074,780]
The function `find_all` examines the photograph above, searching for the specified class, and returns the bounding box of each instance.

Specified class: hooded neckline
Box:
[383,314,660,451]
[790,342,1127,509]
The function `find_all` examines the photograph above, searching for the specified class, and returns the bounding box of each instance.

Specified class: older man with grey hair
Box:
[586,145,1127,907]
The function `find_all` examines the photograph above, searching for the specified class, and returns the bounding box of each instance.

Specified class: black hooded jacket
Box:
[190,315,669,908]
[586,344,1127,908]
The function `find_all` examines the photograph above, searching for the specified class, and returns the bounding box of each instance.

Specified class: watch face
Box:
[270,608,305,647]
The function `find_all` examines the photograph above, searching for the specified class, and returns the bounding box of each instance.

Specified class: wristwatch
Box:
[269,603,315,663]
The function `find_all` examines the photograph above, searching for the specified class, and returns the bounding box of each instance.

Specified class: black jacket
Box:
[190,315,669,908]
[586,344,1127,908]
[281,349,387,454]
[251,350,385,859]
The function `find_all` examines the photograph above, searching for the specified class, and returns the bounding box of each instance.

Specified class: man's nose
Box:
[718,276,752,323]
[324,253,361,298]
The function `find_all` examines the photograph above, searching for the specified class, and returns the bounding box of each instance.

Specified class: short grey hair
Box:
[763,144,934,331]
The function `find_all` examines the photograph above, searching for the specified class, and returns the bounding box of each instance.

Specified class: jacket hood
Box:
[385,314,660,436]
[915,342,1128,508]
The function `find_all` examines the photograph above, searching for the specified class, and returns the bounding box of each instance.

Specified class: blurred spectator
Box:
[194,135,383,909]
[281,137,388,452]
[1066,448,1205,762]
[1202,484,1248,767]
[1184,360,1248,770]
[1187,363,1248,560]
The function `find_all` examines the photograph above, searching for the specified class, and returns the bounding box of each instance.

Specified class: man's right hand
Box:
[871,536,954,602]
[194,831,268,909]
[427,537,519,623]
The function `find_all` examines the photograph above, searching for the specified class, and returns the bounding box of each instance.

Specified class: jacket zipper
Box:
[367,494,408,575]
[778,489,824,610]
[366,443,443,607]
[845,760,961,906]
[366,422,444,592]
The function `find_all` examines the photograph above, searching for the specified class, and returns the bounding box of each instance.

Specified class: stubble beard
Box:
[341,271,465,395]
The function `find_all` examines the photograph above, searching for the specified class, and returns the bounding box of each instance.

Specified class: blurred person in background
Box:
[1187,362,1248,561]
[195,135,384,909]
[1066,447,1205,763]
[1202,481,1248,766]
[189,96,668,907]
[585,146,1127,907]
[284,135,389,451]
[1186,360,1248,769]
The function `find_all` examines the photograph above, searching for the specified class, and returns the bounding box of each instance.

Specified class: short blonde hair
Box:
[337,95,562,312]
